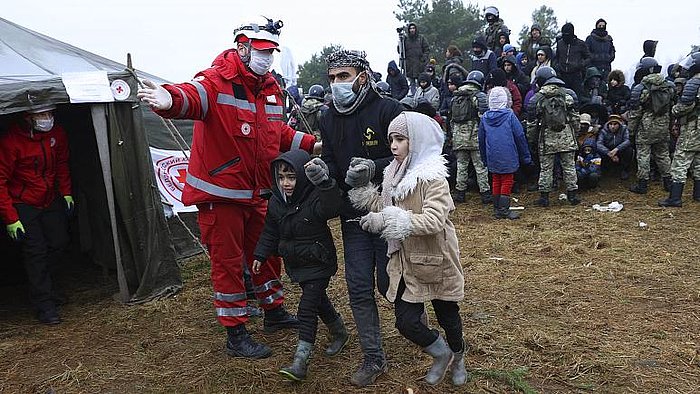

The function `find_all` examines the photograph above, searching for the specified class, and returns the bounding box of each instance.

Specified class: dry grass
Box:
[1,179,699,393]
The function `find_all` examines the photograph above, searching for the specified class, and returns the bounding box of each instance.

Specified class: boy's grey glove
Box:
[345,157,376,188]
[359,212,386,234]
[304,158,330,186]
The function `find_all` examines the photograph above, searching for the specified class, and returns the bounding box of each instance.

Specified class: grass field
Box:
[1,179,699,393]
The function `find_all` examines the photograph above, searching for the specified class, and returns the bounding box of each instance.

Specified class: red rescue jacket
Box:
[156,49,315,206]
[0,122,71,224]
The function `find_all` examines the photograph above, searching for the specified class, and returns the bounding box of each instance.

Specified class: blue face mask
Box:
[331,74,359,107]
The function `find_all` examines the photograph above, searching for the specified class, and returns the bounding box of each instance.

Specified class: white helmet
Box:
[234,17,283,51]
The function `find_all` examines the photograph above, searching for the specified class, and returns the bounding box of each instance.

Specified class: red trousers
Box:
[197,202,284,327]
[491,173,515,196]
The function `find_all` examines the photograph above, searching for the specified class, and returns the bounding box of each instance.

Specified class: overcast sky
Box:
[4,0,699,86]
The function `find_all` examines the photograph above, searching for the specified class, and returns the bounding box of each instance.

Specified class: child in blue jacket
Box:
[478,87,532,219]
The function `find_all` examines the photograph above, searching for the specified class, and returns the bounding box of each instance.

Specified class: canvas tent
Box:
[0,17,201,303]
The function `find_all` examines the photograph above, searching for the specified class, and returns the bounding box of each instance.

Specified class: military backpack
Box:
[538,87,568,132]
[450,91,479,123]
[643,82,674,115]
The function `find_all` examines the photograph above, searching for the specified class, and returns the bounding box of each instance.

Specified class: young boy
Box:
[347,112,468,386]
[253,150,349,381]
[576,138,603,190]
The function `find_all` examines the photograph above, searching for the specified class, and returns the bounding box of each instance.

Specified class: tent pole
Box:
[91,104,130,302]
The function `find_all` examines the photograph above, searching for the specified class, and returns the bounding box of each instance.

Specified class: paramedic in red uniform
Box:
[0,104,73,325]
[137,18,318,359]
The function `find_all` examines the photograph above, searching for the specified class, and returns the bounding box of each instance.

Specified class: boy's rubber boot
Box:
[279,340,313,381]
[325,316,350,356]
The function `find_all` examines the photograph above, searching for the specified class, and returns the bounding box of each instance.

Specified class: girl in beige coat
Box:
[347,111,467,386]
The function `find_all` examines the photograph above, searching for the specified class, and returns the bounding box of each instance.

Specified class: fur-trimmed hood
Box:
[385,156,448,201]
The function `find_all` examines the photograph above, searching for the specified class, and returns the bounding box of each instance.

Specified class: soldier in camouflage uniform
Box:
[450,70,491,204]
[659,52,700,207]
[482,6,509,52]
[628,57,675,194]
[291,85,327,142]
[527,66,581,206]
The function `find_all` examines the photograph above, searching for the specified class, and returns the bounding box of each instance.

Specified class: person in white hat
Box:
[137,18,319,359]
[0,104,73,324]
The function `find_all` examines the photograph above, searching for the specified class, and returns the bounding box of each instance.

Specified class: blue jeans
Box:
[340,218,389,361]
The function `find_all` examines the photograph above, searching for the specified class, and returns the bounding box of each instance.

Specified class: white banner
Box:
[150,147,197,213]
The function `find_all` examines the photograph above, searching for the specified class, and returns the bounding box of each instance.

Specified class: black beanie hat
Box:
[488,68,507,87]
[562,23,574,36]
[596,18,607,27]
[418,72,431,83]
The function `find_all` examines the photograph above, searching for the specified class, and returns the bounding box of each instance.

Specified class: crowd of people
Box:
[137,10,700,388]
[3,8,699,390]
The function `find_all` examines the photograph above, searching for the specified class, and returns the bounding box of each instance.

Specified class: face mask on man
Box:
[331,73,361,107]
[33,117,54,132]
[249,49,274,75]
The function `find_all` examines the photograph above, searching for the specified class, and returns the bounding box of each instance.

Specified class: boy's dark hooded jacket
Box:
[254,149,342,283]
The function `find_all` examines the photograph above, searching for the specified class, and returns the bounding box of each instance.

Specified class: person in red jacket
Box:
[137,18,318,359]
[0,105,73,325]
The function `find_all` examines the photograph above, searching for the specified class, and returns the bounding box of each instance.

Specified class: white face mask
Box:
[249,49,274,75]
[33,117,54,132]
[331,74,360,107]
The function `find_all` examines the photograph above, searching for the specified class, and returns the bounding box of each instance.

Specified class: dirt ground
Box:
[1,178,699,393]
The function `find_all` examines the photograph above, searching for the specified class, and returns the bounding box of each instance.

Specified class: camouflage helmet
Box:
[307,84,325,100]
[466,70,485,89]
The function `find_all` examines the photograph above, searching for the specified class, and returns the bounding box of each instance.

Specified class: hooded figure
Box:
[642,40,658,60]
[387,60,409,100]
[522,23,552,62]
[256,149,342,283]
[575,137,602,189]
[470,36,498,76]
[415,72,441,110]
[585,18,616,78]
[605,69,631,114]
[553,23,591,97]
[403,22,430,79]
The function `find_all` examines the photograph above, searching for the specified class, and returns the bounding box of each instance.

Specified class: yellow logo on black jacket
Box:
[363,127,378,147]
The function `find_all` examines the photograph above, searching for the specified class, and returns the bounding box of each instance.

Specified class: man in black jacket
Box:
[320,49,404,387]
[554,22,591,98]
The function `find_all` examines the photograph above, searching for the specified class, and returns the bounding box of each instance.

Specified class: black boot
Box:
[662,176,672,192]
[567,189,581,205]
[479,190,493,204]
[694,180,700,202]
[263,305,299,333]
[325,316,350,356]
[226,325,272,359]
[534,192,549,207]
[658,182,684,207]
[629,178,648,194]
[453,189,466,204]
[496,195,520,219]
[492,194,500,217]
[279,340,313,381]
